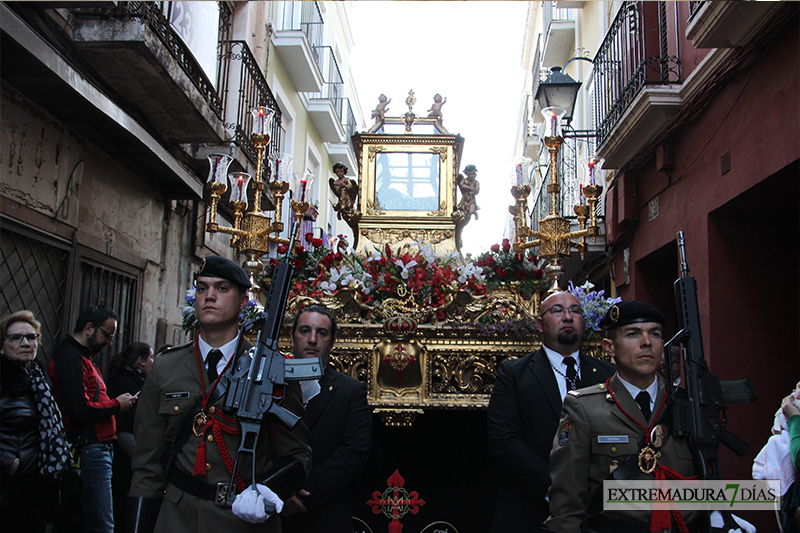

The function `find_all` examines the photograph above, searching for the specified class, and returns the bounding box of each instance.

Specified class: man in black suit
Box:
[487,291,615,531]
[282,306,372,533]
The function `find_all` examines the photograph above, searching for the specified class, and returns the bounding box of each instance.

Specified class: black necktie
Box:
[207,349,222,383]
[565,358,579,391]
[636,391,651,421]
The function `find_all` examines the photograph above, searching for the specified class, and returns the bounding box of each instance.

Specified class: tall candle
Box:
[587,158,596,186]
[300,178,307,202]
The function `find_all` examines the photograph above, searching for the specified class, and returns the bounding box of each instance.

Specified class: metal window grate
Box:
[720,151,731,175]
[0,225,71,362]
[78,261,138,364]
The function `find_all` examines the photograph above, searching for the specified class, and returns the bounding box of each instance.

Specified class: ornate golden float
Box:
[266,92,608,426]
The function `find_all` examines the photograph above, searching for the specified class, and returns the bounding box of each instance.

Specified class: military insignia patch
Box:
[558,421,571,446]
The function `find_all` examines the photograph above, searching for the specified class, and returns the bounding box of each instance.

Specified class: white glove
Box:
[231,484,284,524]
[709,511,756,533]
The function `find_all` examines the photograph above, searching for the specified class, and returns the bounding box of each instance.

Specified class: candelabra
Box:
[204,106,308,298]
[509,107,603,293]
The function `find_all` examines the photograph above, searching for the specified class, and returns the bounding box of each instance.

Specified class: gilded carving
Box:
[429,146,448,162]
[368,145,386,162]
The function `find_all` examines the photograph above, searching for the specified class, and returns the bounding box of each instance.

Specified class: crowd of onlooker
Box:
[0,306,163,533]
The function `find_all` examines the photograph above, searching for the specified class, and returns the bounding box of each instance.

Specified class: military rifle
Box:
[665,231,756,529]
[222,228,323,508]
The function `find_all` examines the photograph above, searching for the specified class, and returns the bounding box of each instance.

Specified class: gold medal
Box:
[193,411,208,437]
[638,445,661,474]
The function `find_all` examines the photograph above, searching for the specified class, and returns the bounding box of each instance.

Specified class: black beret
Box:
[601,300,666,330]
[196,256,251,290]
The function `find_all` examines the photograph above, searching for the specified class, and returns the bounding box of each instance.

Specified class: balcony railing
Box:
[543,1,577,35]
[218,41,282,164]
[340,97,357,147]
[308,46,345,119]
[80,1,232,119]
[687,1,705,23]
[531,33,543,108]
[275,1,324,61]
[593,1,681,147]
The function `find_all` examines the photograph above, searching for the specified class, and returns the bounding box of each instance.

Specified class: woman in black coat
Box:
[106,341,152,533]
[0,310,70,532]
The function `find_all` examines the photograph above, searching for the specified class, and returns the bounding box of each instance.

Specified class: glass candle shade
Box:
[580,155,605,187]
[510,157,533,186]
[541,106,566,138]
[269,152,293,183]
[251,106,275,140]
[207,154,233,185]
[228,172,251,209]
[293,171,315,203]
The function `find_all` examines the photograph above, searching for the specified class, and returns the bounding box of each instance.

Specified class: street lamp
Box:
[534,66,582,123]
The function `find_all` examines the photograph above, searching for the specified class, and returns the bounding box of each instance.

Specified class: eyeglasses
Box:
[542,305,583,318]
[4,333,40,344]
[94,325,115,341]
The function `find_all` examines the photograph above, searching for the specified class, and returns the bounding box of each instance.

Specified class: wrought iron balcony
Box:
[305,46,346,142]
[218,41,282,165]
[65,1,232,144]
[688,1,705,23]
[272,1,324,92]
[592,1,681,148]
[325,97,359,175]
[541,1,577,67]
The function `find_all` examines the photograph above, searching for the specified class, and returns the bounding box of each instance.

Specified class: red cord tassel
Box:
[193,439,207,477]
[650,465,694,533]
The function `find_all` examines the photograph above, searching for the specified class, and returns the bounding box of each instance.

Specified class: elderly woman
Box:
[1,310,70,532]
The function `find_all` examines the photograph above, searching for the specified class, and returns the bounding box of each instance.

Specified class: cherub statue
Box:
[456,164,480,220]
[371,94,391,121]
[329,162,358,218]
[427,93,447,120]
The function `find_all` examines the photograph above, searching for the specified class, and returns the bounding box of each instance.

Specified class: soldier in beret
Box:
[546,300,700,533]
[129,256,312,533]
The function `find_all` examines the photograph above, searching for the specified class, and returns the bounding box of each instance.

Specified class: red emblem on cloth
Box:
[367,470,425,533]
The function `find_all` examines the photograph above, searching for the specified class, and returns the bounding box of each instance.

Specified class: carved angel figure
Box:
[456,164,480,220]
[427,93,447,119]
[371,94,391,121]
[329,162,358,218]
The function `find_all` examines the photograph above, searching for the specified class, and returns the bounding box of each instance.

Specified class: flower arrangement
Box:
[567,280,621,334]
[181,284,263,333]
[474,238,548,297]
[262,236,488,322]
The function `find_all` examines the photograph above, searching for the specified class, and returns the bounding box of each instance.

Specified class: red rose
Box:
[269,258,279,266]
[497,267,508,278]
[311,238,323,247]
[534,269,545,279]
[502,238,511,253]
[292,258,304,269]
[528,254,538,263]
[305,232,314,243]
[276,244,288,254]
[490,244,501,253]
[514,252,524,262]
[296,245,305,255]
[484,256,496,267]
[515,270,526,280]
[334,252,343,261]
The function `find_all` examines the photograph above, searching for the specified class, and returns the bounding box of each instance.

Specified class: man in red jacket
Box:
[49,306,136,533]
